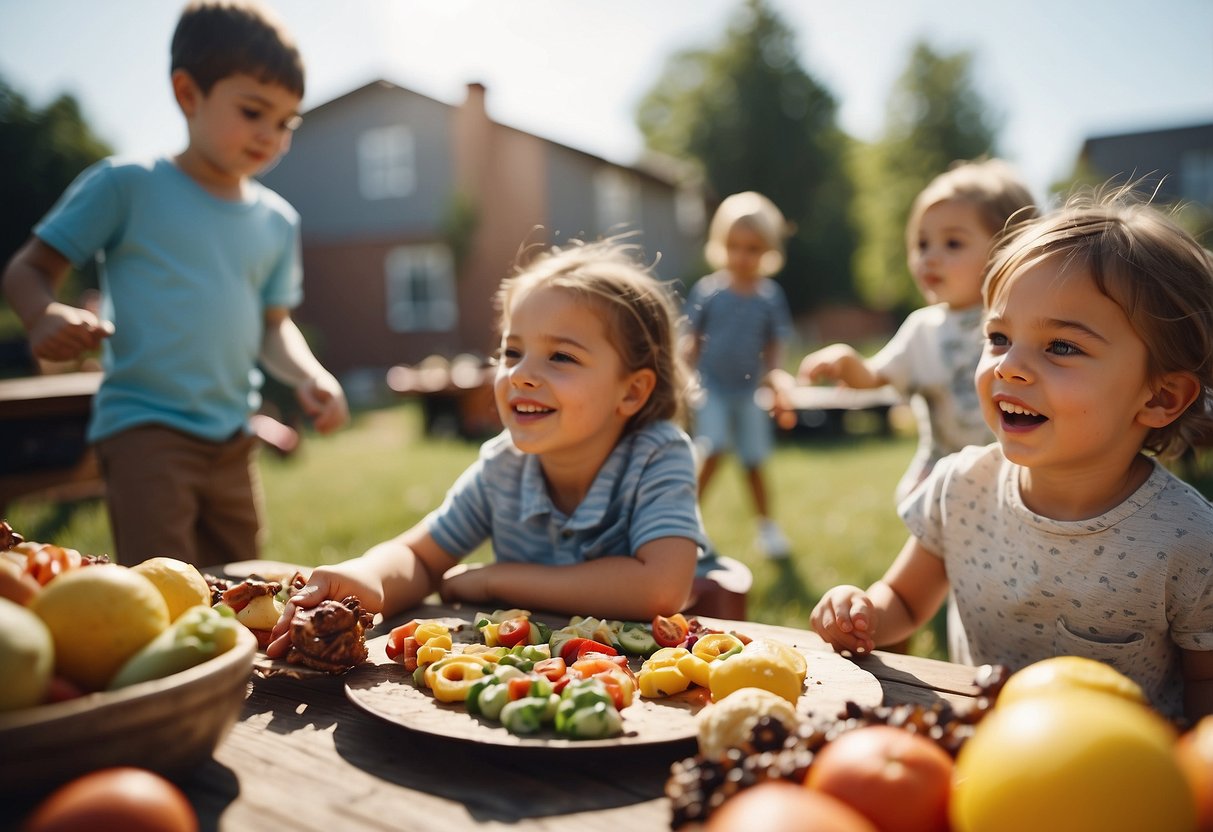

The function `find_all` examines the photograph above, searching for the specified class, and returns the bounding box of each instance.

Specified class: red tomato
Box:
[806,725,953,832]
[395,619,423,639]
[558,637,618,663]
[388,630,426,674]
[507,676,535,700]
[497,616,532,648]
[572,655,633,680]
[652,613,690,648]
[532,657,567,682]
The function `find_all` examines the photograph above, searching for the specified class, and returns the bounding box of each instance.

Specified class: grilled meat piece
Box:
[286,595,372,674]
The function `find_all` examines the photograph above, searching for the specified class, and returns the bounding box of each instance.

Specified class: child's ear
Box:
[1139,371,1202,428]
[171,69,201,117]
[618,369,657,417]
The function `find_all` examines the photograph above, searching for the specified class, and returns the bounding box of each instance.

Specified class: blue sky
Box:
[2,0,1210,200]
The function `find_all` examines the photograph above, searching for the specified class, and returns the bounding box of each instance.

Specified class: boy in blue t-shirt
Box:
[1,0,348,567]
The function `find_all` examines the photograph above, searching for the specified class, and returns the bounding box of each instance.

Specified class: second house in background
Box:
[261,80,705,383]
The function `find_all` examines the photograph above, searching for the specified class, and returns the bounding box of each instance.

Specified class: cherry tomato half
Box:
[532,657,568,682]
[559,638,618,663]
[497,616,532,648]
[652,613,690,648]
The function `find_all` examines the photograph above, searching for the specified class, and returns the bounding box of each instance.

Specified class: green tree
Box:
[0,77,110,342]
[851,43,1000,311]
[635,0,857,312]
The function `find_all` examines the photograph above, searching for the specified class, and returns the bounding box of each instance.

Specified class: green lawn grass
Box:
[6,401,940,656]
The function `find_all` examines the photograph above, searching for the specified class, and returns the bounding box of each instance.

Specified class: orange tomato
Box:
[806,725,952,832]
[706,781,877,832]
[1177,715,1213,832]
[23,767,198,832]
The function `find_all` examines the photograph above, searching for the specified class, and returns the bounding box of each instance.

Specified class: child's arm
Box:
[1182,648,1213,723]
[798,343,886,389]
[259,308,349,433]
[811,535,949,653]
[2,238,113,362]
[264,523,459,658]
[439,536,698,622]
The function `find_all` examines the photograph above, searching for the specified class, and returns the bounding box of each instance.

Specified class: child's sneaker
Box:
[757,519,791,560]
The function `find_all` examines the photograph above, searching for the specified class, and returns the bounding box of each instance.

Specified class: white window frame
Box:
[385,244,457,333]
[358,125,416,200]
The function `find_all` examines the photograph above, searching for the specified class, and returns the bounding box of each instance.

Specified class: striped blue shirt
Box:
[426,420,709,565]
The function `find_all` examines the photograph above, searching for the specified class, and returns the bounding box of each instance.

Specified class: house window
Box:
[594,166,640,232]
[358,125,416,200]
[385,244,457,333]
[1180,148,1213,205]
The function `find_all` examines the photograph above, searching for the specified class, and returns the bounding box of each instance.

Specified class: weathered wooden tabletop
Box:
[166,597,981,831]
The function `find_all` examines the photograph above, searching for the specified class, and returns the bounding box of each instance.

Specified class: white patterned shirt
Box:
[870,304,993,502]
[900,443,1213,718]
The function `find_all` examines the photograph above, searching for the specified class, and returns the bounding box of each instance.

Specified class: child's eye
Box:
[986,331,1009,347]
[946,237,965,250]
[240,107,262,122]
[500,347,521,363]
[1047,340,1084,357]
[550,352,577,364]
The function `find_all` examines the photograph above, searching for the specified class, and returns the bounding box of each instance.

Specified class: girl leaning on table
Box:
[269,238,748,657]
[811,187,1213,724]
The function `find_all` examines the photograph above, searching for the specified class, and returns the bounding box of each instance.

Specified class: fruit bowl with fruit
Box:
[0,527,257,797]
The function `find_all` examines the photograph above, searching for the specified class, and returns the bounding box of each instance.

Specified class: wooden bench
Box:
[0,372,104,516]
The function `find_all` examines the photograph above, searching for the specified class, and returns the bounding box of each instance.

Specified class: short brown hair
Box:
[171,0,304,97]
[497,238,691,431]
[984,185,1213,457]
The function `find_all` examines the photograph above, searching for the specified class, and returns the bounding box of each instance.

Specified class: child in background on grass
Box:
[269,239,750,654]
[811,188,1213,722]
[684,191,796,559]
[799,160,1038,503]
[1,0,348,568]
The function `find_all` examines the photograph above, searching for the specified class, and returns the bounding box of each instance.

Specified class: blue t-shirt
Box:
[685,271,794,392]
[426,420,710,565]
[35,157,303,442]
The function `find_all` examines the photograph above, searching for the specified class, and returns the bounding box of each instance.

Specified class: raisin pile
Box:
[666,664,1007,829]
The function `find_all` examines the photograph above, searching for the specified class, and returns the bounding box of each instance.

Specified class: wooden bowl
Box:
[0,625,257,797]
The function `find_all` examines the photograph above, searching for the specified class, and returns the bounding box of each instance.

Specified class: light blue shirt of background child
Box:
[35,157,302,443]
[685,271,794,392]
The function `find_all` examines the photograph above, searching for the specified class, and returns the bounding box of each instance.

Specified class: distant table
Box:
[768,384,902,437]
[0,372,102,513]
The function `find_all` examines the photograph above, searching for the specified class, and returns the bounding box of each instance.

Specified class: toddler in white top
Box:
[799,159,1037,502]
[812,187,1213,723]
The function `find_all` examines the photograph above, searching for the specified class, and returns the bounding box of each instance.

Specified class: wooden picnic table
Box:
[157,564,982,831]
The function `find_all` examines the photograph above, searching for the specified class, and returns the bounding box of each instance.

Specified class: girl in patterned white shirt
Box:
[268,239,748,656]
[812,188,1213,722]
[798,159,1038,503]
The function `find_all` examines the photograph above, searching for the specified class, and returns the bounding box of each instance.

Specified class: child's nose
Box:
[508,357,539,388]
[994,347,1031,382]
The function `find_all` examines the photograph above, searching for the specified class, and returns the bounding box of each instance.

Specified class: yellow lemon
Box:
[997,655,1145,708]
[0,597,54,710]
[951,690,1195,832]
[132,556,211,622]
[31,564,170,691]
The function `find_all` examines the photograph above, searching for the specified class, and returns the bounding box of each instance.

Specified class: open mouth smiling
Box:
[998,400,1048,427]
[513,402,554,415]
